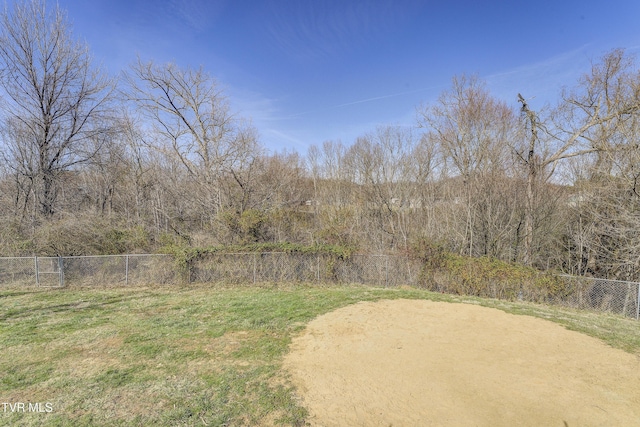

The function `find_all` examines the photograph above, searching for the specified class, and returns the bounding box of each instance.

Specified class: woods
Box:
[1,1,640,281]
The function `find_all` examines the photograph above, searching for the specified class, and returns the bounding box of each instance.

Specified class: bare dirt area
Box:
[283,299,640,427]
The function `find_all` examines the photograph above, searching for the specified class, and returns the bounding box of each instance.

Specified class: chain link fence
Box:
[0,253,638,319]
[0,255,176,287]
[188,253,422,286]
[0,257,38,286]
[555,275,640,319]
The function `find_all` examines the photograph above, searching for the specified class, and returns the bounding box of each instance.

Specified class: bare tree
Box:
[306,140,359,246]
[565,49,640,178]
[124,59,261,224]
[418,75,516,256]
[0,0,114,219]
[346,125,421,250]
[516,49,640,266]
[307,140,353,208]
[558,53,640,279]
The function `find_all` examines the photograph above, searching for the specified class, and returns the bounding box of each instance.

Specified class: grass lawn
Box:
[1,283,639,426]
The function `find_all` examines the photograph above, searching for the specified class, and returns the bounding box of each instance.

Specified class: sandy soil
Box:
[283,299,640,427]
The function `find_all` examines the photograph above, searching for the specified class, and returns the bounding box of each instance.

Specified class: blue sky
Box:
[27,0,640,153]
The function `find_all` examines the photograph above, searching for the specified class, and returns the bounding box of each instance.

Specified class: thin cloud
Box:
[228,87,283,123]
[485,44,597,106]
[264,0,422,60]
[263,128,307,150]
[282,84,444,119]
[168,0,228,33]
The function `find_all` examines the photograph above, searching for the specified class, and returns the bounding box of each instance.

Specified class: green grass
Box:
[0,283,639,426]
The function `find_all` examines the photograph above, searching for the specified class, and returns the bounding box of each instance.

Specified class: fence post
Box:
[385,255,389,287]
[34,256,39,287]
[125,255,129,286]
[636,282,640,321]
[58,256,65,287]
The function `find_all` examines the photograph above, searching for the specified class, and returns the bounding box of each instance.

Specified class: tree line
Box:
[1,0,640,281]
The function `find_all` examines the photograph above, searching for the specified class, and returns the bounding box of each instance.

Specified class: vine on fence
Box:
[160,243,356,283]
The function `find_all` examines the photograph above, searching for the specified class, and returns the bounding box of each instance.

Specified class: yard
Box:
[1,284,639,426]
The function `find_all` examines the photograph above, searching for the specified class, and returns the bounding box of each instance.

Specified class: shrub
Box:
[410,238,568,302]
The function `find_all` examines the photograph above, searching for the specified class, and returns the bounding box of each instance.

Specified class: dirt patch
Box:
[283,299,640,427]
